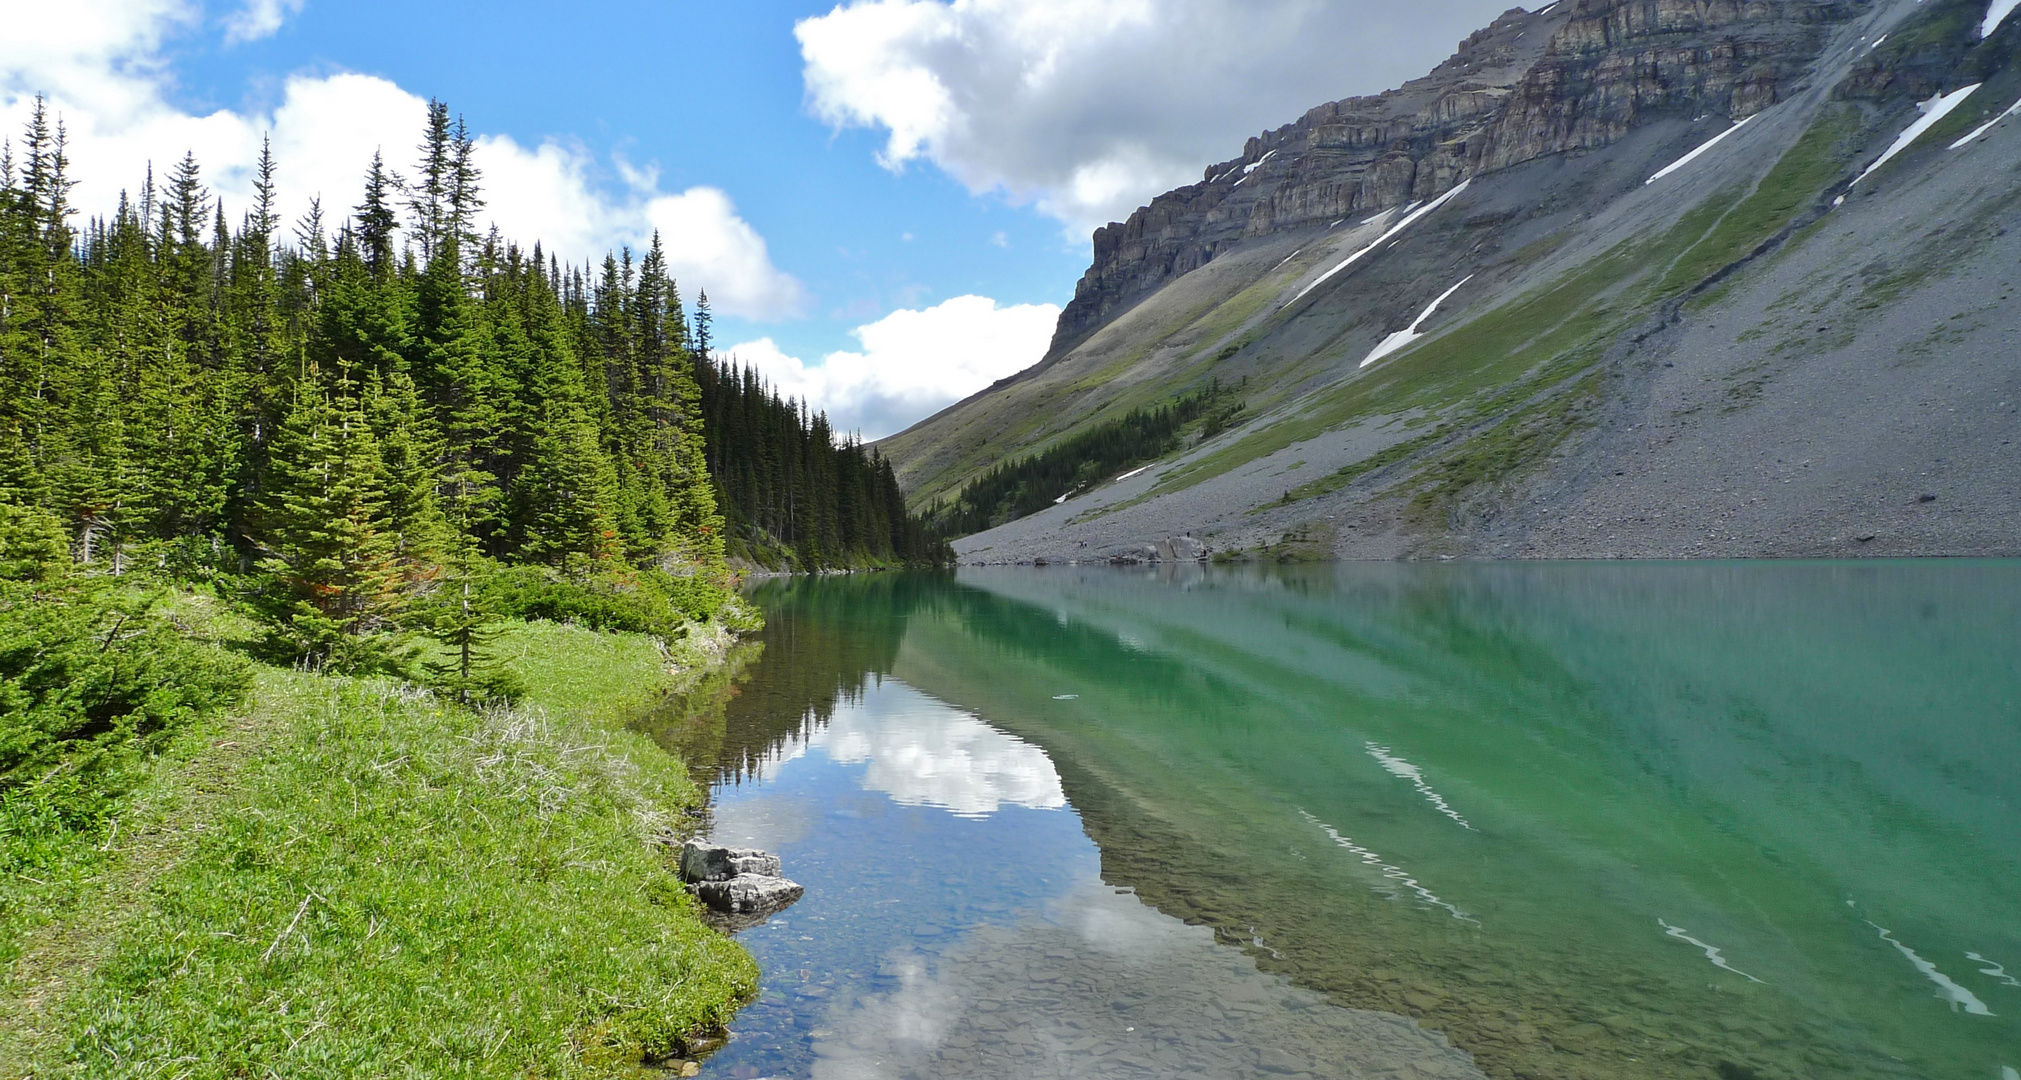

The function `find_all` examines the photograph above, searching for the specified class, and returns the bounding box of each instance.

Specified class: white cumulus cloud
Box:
[797,0,1518,238]
[727,294,1059,440]
[222,0,304,44]
[1,0,803,319]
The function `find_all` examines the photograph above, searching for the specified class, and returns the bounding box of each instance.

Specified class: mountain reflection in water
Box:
[638,563,2019,1080]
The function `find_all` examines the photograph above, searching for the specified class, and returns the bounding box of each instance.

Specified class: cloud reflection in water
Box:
[812,688,1067,818]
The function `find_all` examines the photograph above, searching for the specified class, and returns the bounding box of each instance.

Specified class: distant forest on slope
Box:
[923,381,1244,538]
[696,358,945,570]
[0,96,945,660]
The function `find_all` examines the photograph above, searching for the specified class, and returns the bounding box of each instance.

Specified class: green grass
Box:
[1269,427,1451,508]
[2,616,756,1079]
[1141,236,1642,499]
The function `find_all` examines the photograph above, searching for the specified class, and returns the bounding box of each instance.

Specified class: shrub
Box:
[0,503,69,582]
[0,580,252,841]
[484,564,735,640]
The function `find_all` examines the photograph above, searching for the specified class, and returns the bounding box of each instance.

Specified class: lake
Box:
[638,563,2021,1080]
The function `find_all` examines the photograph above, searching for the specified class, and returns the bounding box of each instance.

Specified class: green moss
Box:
[1651,108,1854,298]
[1406,368,1607,520]
[1268,427,1451,509]
[1870,0,1983,59]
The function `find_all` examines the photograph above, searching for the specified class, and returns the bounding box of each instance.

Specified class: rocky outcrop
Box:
[693,875,805,915]
[679,842,782,883]
[679,840,802,924]
[1045,0,1865,362]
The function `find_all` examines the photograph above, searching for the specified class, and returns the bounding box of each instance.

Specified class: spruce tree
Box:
[253,370,407,670]
[355,151,400,277]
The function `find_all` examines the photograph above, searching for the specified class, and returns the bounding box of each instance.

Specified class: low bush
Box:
[0,580,252,839]
[485,564,737,640]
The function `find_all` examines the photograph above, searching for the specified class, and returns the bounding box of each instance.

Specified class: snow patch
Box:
[1869,922,1995,1015]
[1983,0,2020,37]
[1360,276,1473,368]
[1287,182,1472,306]
[1660,920,1767,983]
[1114,465,1150,482]
[1536,1,1559,14]
[1233,150,1279,188]
[1949,96,2021,148]
[1646,115,1755,184]
[1299,809,1475,923]
[1365,743,1474,829]
[1968,951,2021,987]
[1850,84,1982,187]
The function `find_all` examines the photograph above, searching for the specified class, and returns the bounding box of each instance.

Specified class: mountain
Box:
[877,0,2021,561]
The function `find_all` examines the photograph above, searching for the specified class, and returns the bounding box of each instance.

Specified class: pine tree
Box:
[355,151,400,277]
[690,288,712,359]
[253,370,407,670]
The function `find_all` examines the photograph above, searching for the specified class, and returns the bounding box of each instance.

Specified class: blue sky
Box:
[173,0,1089,419]
[4,0,1518,437]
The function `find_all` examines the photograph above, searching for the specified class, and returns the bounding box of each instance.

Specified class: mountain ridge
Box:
[878,0,2021,562]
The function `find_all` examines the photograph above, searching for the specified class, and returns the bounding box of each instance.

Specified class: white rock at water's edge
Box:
[680,839,782,883]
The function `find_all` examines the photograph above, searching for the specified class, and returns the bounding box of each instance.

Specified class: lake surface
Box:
[639,563,2021,1080]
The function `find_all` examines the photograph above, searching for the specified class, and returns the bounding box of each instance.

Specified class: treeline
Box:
[0,98,938,686]
[923,381,1245,538]
[697,359,948,570]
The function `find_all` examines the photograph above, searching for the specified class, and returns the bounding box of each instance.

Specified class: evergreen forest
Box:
[0,97,944,672]
[923,381,1244,538]
[696,358,945,569]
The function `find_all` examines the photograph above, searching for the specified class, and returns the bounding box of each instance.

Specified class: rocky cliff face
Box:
[882,0,2019,566]
[1049,0,1863,361]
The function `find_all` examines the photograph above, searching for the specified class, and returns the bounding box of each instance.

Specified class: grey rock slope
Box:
[877,0,2020,562]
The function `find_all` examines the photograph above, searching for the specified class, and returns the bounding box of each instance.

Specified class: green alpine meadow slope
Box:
[881,0,2021,562]
[0,585,758,1079]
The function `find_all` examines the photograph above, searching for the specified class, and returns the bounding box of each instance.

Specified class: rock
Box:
[694,874,805,915]
[1918,492,1938,503]
[680,840,782,883]
[1044,0,1854,363]
[1257,1046,1309,1074]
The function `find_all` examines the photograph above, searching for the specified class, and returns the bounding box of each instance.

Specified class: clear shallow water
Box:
[641,563,2021,1080]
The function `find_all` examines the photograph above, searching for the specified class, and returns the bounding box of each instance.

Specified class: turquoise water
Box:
[645,563,2021,1080]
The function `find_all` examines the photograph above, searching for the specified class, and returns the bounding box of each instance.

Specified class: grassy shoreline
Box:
[2,603,757,1078]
